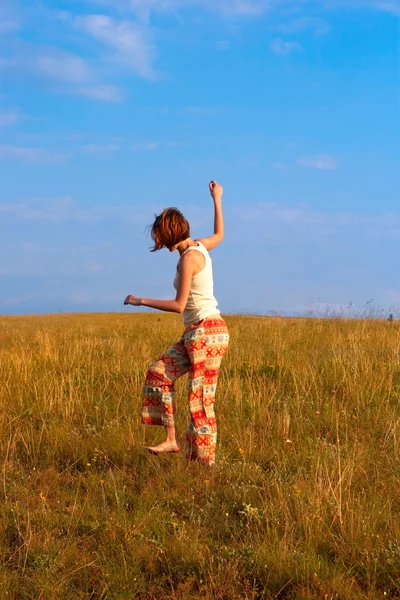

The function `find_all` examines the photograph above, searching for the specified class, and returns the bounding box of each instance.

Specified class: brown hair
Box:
[150,208,190,252]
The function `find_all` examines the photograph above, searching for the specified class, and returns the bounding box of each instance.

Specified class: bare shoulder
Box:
[178,250,197,270]
[195,235,222,251]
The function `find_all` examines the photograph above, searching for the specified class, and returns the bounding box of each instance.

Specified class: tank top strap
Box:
[181,241,208,258]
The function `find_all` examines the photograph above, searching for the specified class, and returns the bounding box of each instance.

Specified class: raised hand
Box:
[209,180,223,201]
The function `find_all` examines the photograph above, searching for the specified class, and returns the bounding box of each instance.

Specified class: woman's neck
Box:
[177,238,196,255]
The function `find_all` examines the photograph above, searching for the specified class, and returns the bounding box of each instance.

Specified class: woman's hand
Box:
[124,294,142,306]
[209,180,223,201]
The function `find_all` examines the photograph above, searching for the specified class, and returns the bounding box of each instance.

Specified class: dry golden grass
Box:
[0,312,400,599]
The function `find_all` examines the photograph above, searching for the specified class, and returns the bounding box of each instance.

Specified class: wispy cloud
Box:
[233,202,400,240]
[82,143,121,155]
[1,45,92,84]
[0,293,49,308]
[131,141,158,151]
[202,0,269,15]
[0,145,69,163]
[272,162,290,170]
[117,0,270,18]
[215,40,230,50]
[0,41,126,102]
[0,18,20,33]
[0,197,104,222]
[75,14,156,79]
[297,155,338,170]
[371,0,400,15]
[31,48,91,84]
[270,38,302,55]
[76,84,124,102]
[91,0,400,18]
[234,203,325,226]
[0,109,22,127]
[275,17,330,36]
[0,3,21,33]
[2,0,398,108]
[184,106,223,116]
[0,197,151,224]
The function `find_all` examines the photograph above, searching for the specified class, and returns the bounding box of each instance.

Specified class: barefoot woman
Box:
[124,181,229,466]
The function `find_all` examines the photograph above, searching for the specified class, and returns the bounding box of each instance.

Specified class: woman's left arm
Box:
[124,253,195,314]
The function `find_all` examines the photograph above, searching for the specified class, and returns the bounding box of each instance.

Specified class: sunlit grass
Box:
[0,312,399,599]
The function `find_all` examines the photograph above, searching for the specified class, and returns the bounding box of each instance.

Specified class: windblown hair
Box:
[150,208,190,252]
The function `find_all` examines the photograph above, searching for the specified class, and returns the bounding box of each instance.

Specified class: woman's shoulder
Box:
[193,239,210,254]
[177,248,199,269]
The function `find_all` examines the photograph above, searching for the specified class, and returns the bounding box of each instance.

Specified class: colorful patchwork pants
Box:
[142,315,229,465]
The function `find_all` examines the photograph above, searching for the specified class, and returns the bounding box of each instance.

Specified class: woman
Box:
[124,181,229,466]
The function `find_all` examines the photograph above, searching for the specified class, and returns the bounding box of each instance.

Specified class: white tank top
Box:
[173,241,220,326]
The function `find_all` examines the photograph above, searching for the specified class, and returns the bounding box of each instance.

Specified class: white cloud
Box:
[200,0,268,15]
[75,14,156,79]
[0,109,22,127]
[0,198,75,221]
[235,203,325,226]
[270,38,302,55]
[0,46,92,84]
[0,42,126,102]
[364,0,400,14]
[32,49,91,84]
[88,0,400,18]
[275,17,330,36]
[0,3,21,33]
[216,40,230,50]
[77,84,124,102]
[0,197,152,224]
[272,162,290,170]
[2,0,398,110]
[165,141,189,148]
[184,106,222,116]
[131,141,158,150]
[0,19,20,33]
[297,155,338,170]
[0,293,49,307]
[120,0,270,18]
[0,197,111,222]
[0,145,69,163]
[82,143,121,154]
[100,0,400,18]
[233,202,400,241]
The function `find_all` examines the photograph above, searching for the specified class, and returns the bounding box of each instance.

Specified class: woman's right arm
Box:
[196,180,224,251]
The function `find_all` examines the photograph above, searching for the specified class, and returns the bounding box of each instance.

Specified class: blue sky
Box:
[1,0,399,316]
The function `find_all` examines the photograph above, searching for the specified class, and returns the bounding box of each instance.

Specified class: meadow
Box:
[0,312,399,599]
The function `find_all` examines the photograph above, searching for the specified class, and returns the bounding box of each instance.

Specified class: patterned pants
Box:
[142,315,229,465]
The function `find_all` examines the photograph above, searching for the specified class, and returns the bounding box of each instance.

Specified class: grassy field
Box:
[0,312,399,599]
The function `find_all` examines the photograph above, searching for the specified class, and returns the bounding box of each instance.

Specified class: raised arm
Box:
[196,180,224,251]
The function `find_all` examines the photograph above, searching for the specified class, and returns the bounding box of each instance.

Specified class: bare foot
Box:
[146,441,181,455]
